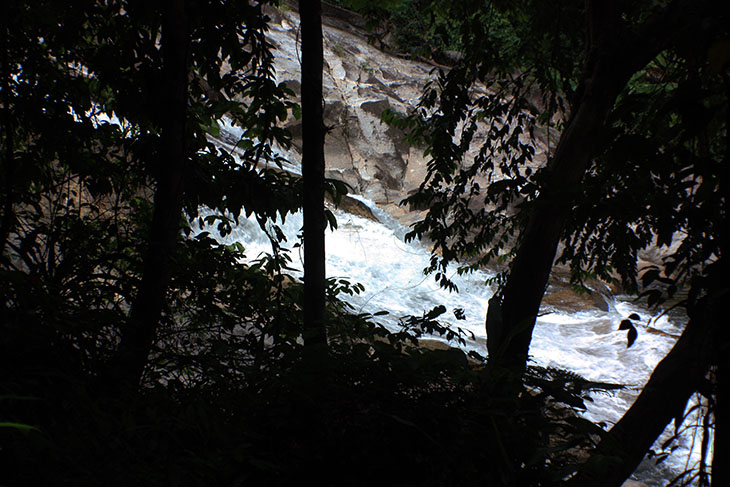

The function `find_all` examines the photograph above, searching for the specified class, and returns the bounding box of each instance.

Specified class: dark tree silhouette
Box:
[300,0,327,347]
[396,0,728,482]
[112,0,190,386]
[487,0,709,371]
[566,267,724,486]
[0,1,15,257]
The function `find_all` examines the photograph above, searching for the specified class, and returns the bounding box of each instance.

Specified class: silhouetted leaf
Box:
[627,327,638,348]
[453,307,466,320]
[618,319,633,330]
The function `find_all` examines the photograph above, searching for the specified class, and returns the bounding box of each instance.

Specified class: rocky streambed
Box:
[201,7,698,485]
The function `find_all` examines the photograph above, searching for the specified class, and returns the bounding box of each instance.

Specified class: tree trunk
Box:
[0,5,15,259]
[487,12,635,368]
[713,360,727,487]
[111,0,189,387]
[568,50,730,486]
[486,0,702,371]
[300,0,327,347]
[710,75,730,486]
[566,271,725,487]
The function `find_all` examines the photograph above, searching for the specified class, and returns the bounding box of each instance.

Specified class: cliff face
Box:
[258,6,550,224]
[267,7,433,215]
[211,6,674,306]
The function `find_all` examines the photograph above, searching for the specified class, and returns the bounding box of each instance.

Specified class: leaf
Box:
[236,139,254,150]
[291,104,302,120]
[618,319,638,347]
[627,313,641,321]
[641,268,660,287]
[627,327,638,348]
[674,412,685,433]
[654,452,670,465]
[425,305,447,319]
[200,118,220,137]
[662,433,678,450]
[0,422,40,433]
[325,209,338,230]
[646,290,662,308]
[468,350,486,362]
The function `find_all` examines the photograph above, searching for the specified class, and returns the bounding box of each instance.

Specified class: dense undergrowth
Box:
[6,1,722,485]
[2,266,610,486]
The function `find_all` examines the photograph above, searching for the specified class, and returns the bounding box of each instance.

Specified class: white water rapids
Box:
[196,117,710,485]
[196,195,707,486]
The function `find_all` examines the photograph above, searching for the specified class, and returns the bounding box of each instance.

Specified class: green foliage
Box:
[0,0,315,455]
[2,307,611,486]
[5,1,717,485]
[384,0,730,312]
[0,0,303,378]
[618,314,641,348]
[379,3,728,481]
[557,45,730,301]
[375,1,589,291]
[331,0,464,61]
[0,422,40,433]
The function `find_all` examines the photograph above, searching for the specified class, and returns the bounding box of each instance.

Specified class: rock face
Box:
[265,6,438,209]
[211,6,553,227]
[213,6,677,313]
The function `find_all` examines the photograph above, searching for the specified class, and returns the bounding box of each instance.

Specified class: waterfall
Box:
[198,114,702,485]
[195,195,701,486]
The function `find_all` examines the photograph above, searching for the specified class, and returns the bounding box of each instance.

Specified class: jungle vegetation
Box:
[2,1,728,486]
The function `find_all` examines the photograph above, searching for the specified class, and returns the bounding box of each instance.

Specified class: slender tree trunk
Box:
[713,360,727,487]
[111,0,189,387]
[487,4,635,369]
[300,0,327,347]
[565,271,724,487]
[711,78,730,486]
[486,0,701,371]
[568,60,730,487]
[0,4,15,258]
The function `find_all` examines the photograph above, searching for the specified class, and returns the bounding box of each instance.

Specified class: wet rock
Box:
[330,195,377,221]
[261,8,552,218]
[247,8,675,308]
[621,481,648,487]
[542,287,612,314]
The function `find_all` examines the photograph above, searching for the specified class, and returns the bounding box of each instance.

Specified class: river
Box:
[196,191,707,486]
